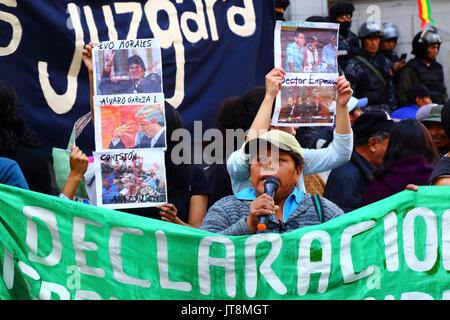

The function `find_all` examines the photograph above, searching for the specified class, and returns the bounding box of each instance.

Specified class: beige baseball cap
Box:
[244,129,303,160]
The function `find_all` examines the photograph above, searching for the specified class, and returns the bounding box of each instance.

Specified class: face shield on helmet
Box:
[412,25,442,58]
[419,26,442,45]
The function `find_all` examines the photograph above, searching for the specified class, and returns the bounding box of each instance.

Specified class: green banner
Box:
[1,184,450,300]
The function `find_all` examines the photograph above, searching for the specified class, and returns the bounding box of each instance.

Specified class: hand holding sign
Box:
[335,75,353,108]
[265,67,286,99]
[82,42,96,74]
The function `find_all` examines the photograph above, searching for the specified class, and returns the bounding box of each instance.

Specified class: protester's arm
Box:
[334,76,352,135]
[158,165,210,228]
[302,76,353,175]
[302,131,353,175]
[157,194,208,229]
[250,74,351,140]
[227,75,353,193]
[245,67,285,142]
[187,195,208,228]
[226,144,252,194]
[226,67,285,194]
[82,42,97,124]
[60,146,89,200]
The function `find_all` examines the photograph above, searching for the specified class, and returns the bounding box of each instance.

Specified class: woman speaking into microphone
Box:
[200,130,344,235]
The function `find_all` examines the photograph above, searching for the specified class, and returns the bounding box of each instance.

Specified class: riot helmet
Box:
[382,22,399,41]
[359,22,383,48]
[412,25,442,58]
[359,22,383,39]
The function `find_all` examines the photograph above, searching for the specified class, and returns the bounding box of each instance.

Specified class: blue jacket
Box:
[390,104,419,120]
[323,150,375,213]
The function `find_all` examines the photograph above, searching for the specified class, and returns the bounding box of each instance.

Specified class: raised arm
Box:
[301,76,353,175]
[245,67,286,142]
[227,74,353,193]
[334,75,352,135]
[60,145,89,200]
[82,42,97,124]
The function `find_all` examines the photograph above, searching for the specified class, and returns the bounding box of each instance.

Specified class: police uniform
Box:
[398,58,447,106]
[380,22,402,71]
[346,50,397,114]
[328,2,360,71]
[345,22,397,114]
[337,31,360,72]
[397,26,448,106]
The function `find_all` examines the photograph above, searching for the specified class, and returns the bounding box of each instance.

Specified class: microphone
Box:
[257,176,280,231]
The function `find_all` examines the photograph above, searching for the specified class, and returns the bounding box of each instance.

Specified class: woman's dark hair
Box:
[215,86,269,134]
[0,80,40,154]
[215,86,275,157]
[374,119,438,178]
[164,102,193,193]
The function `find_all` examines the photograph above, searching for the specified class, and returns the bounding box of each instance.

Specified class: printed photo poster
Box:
[93,93,166,151]
[272,21,340,127]
[92,39,163,96]
[93,149,167,209]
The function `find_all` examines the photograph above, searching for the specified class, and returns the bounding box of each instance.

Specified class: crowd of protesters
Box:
[0,1,449,237]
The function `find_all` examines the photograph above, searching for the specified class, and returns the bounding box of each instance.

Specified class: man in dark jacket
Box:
[345,22,397,114]
[323,112,395,212]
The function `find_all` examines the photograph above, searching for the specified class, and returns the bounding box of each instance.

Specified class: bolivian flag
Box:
[418,0,435,29]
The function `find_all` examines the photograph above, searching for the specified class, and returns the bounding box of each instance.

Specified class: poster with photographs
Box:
[92,39,163,96]
[93,149,167,209]
[272,21,340,127]
[93,93,166,151]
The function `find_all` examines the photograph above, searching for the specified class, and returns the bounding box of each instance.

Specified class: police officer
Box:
[345,22,397,114]
[381,22,406,75]
[397,25,448,106]
[328,2,360,71]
